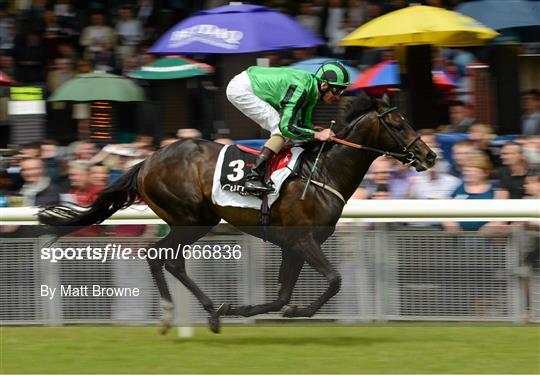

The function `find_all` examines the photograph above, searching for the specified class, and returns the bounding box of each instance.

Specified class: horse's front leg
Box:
[164,259,222,332]
[219,249,304,317]
[283,237,341,318]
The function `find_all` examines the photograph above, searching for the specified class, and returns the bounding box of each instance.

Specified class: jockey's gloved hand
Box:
[314,128,335,142]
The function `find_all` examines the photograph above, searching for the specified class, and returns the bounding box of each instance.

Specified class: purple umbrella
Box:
[150,4,324,54]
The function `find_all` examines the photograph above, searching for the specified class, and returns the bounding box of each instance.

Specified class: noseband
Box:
[332,107,421,166]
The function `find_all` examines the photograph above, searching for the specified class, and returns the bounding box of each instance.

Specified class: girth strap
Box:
[300,176,346,205]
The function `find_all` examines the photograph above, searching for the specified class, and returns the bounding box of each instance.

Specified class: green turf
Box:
[1,324,539,374]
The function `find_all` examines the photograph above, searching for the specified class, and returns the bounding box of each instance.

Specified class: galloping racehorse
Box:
[39,95,436,333]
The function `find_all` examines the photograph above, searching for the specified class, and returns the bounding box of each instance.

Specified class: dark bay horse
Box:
[39,95,436,333]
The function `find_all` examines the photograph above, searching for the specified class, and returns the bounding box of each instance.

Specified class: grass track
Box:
[1,324,539,374]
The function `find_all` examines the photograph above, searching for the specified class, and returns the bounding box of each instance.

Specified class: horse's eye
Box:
[389,121,402,131]
[393,123,408,137]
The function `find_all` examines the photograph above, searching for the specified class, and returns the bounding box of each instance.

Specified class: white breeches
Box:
[226,71,282,136]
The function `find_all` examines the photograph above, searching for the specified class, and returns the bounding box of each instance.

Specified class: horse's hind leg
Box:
[163,226,222,333]
[146,230,177,334]
[146,232,174,334]
[221,249,304,317]
[283,236,341,318]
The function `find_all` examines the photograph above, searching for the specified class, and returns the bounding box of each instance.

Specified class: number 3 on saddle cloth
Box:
[212,144,304,209]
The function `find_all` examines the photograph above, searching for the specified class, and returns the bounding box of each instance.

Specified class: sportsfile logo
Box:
[168,24,243,49]
[40,243,243,263]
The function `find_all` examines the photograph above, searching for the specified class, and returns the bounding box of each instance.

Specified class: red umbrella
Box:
[347,60,457,95]
[0,70,16,86]
[431,70,458,92]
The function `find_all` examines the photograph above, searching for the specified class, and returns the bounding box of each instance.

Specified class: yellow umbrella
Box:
[340,5,499,47]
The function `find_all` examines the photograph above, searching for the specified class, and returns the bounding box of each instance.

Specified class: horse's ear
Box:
[381,92,390,106]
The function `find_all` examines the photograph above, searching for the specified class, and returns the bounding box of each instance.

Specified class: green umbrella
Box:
[127,56,214,80]
[48,71,145,102]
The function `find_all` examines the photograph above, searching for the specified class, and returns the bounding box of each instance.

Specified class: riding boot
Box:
[245,147,275,194]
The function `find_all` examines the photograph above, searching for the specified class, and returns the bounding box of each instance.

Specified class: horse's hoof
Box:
[216,303,231,316]
[209,314,221,334]
[283,305,297,318]
[159,320,172,335]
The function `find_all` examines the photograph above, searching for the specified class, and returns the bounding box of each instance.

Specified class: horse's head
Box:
[341,95,436,172]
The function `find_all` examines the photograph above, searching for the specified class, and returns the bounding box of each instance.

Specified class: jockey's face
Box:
[320,82,344,104]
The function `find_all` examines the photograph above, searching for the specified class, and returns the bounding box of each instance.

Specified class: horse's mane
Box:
[342,92,375,124]
[334,92,376,139]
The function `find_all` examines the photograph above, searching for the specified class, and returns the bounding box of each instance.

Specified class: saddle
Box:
[219,144,295,196]
[212,144,304,211]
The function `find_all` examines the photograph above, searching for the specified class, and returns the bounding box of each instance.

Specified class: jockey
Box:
[226,61,352,194]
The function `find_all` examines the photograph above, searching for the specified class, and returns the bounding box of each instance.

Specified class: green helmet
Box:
[315,61,352,87]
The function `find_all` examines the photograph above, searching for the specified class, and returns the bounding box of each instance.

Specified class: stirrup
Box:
[245,179,274,193]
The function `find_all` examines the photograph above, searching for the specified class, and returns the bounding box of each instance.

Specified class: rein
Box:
[295,106,422,204]
[331,107,421,165]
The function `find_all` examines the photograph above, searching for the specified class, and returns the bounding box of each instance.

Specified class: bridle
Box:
[295,106,422,205]
[332,107,422,166]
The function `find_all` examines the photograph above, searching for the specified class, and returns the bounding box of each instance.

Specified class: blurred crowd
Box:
[1,122,538,218]
[0,128,239,207]
[0,0,539,234]
[351,130,539,233]
[2,0,534,91]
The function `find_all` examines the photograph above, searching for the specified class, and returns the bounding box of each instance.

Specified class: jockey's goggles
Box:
[330,85,346,95]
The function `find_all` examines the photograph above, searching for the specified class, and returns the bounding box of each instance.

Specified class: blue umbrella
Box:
[150,4,324,54]
[289,58,360,82]
[456,0,540,30]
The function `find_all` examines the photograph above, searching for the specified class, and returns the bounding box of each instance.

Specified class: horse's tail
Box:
[38,162,143,228]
